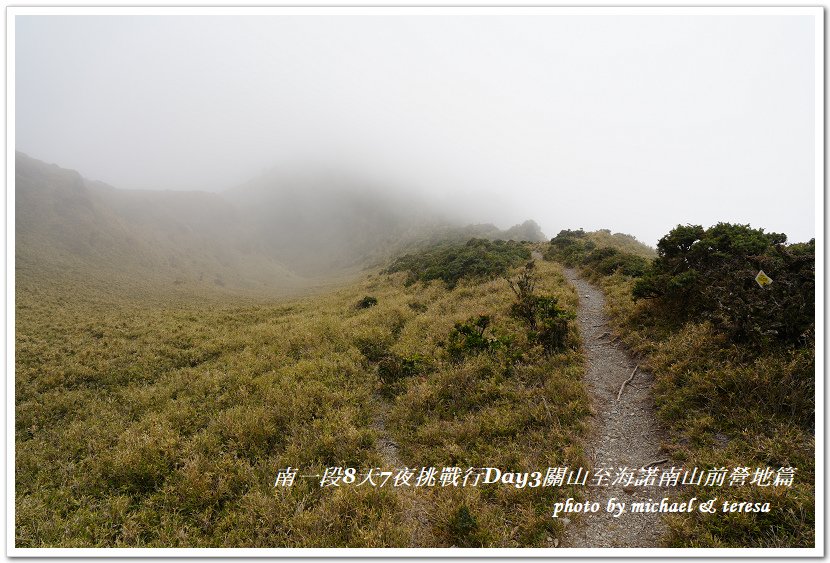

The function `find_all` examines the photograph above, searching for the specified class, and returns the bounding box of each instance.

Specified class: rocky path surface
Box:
[561,268,667,548]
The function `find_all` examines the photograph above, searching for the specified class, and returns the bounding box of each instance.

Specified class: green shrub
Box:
[633,223,814,347]
[585,247,649,277]
[545,229,651,278]
[531,297,574,355]
[506,262,540,328]
[445,315,501,363]
[446,505,483,547]
[356,334,429,395]
[545,229,591,266]
[356,296,378,309]
[386,238,530,289]
[355,337,390,363]
[377,353,429,385]
[507,261,574,354]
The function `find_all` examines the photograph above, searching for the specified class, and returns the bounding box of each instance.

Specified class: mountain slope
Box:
[224,170,434,277]
[15,152,547,295]
[15,152,300,294]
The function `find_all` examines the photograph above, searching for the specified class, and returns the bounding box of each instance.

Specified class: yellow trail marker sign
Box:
[755,270,773,288]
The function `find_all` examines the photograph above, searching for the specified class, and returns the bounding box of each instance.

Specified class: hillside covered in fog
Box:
[15,152,546,293]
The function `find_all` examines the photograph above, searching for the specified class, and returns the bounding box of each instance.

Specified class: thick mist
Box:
[15,12,817,246]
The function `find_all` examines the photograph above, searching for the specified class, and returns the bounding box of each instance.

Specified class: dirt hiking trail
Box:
[562,268,667,548]
[372,398,433,546]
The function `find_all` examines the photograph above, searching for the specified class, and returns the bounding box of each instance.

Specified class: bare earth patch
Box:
[562,268,668,548]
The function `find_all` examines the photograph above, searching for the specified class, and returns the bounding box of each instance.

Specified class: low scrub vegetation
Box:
[385,238,530,289]
[356,295,378,309]
[507,261,575,355]
[547,224,815,548]
[445,315,505,363]
[632,223,814,348]
[544,228,653,280]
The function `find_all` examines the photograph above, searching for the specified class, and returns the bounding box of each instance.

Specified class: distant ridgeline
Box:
[14,152,545,295]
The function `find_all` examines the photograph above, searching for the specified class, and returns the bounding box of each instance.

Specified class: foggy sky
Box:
[15,12,818,246]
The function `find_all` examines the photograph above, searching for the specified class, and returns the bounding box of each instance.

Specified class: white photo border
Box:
[5,5,824,559]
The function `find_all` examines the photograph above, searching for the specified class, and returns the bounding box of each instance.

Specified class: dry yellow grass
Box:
[16,256,590,547]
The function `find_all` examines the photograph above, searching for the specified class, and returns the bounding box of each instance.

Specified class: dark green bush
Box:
[379,353,431,397]
[507,261,574,354]
[507,262,540,329]
[633,223,814,347]
[356,296,378,309]
[585,247,649,277]
[446,505,483,547]
[445,315,502,363]
[357,335,429,395]
[355,337,390,363]
[386,238,530,289]
[545,229,591,266]
[530,297,574,355]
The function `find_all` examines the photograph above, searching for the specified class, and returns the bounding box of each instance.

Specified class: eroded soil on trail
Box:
[562,268,668,548]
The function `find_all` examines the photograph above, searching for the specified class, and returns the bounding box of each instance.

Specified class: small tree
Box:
[446,315,498,363]
[506,261,574,354]
[507,261,539,329]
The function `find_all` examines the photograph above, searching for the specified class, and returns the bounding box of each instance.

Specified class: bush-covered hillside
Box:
[385,238,531,289]
[544,229,654,280]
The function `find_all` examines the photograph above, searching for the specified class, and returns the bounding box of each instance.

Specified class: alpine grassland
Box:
[16,239,590,548]
[546,225,815,548]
